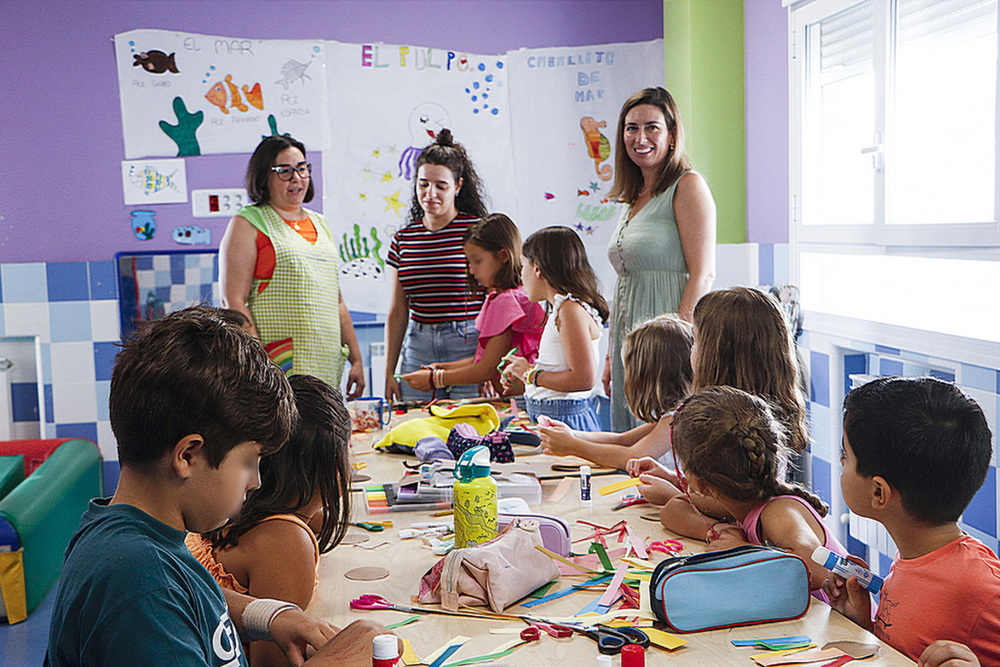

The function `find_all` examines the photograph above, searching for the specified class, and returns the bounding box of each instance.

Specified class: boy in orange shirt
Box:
[826,377,999,667]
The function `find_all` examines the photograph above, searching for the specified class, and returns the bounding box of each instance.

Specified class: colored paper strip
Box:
[733,636,812,648]
[644,627,689,651]
[597,562,629,607]
[385,615,420,630]
[424,636,470,666]
[400,638,420,666]
[598,476,643,496]
[546,477,574,503]
[588,542,613,571]
[623,523,648,559]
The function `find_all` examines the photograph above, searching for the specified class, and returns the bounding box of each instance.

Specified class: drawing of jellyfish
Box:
[129,165,179,196]
[275,59,311,90]
[580,117,612,181]
[398,103,451,180]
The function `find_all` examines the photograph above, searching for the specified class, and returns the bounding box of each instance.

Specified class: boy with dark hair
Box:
[827,377,1000,666]
[47,306,394,667]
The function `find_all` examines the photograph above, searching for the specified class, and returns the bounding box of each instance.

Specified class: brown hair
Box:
[521,226,609,325]
[673,386,827,515]
[245,134,315,206]
[608,87,693,205]
[622,315,693,423]
[204,374,352,554]
[110,305,295,468]
[463,213,523,292]
[693,287,809,452]
[409,129,488,222]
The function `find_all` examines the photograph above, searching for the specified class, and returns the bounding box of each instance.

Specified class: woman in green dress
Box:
[605,88,717,431]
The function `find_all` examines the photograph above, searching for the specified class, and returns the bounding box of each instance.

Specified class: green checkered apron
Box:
[241,204,344,387]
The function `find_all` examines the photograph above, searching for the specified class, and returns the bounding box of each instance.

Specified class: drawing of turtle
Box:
[275,59,312,90]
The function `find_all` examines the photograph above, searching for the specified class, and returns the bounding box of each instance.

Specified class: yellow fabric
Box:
[374,404,500,450]
[0,548,27,623]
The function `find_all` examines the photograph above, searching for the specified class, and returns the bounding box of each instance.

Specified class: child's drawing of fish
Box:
[205,75,263,114]
[172,225,212,246]
[129,165,178,195]
[275,59,312,90]
[133,50,179,74]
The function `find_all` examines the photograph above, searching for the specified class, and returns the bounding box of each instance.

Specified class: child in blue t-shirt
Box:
[46,306,397,667]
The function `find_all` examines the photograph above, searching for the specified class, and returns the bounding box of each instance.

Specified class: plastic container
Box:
[811,546,884,593]
[595,655,612,667]
[453,446,498,548]
[621,643,645,666]
[372,633,399,666]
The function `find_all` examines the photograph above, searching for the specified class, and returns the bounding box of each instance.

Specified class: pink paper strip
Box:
[598,563,629,607]
[624,523,648,559]
[546,477,574,503]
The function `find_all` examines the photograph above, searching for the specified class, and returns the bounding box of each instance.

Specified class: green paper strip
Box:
[385,615,420,630]
[588,542,613,572]
[529,581,558,598]
[442,647,516,666]
[759,640,813,651]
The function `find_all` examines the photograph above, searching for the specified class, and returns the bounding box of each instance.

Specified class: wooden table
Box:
[308,421,914,666]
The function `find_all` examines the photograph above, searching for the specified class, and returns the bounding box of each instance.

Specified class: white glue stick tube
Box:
[580,465,592,506]
[812,546,884,593]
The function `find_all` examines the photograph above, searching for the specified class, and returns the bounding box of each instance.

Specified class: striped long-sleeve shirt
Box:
[387,215,485,323]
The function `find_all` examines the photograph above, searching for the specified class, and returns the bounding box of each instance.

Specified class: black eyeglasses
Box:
[270,162,312,180]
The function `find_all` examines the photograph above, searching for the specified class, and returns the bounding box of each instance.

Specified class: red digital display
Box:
[209,195,219,212]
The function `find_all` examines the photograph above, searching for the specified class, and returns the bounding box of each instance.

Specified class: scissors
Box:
[350,594,425,614]
[519,621,574,641]
[576,624,650,655]
[648,539,684,555]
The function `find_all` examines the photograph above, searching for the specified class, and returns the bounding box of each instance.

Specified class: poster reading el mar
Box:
[115,29,330,159]
[508,40,664,299]
[323,41,517,314]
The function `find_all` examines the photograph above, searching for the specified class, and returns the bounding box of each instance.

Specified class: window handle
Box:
[861,133,883,172]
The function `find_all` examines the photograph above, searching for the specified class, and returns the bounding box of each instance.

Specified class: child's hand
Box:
[918,640,981,667]
[636,473,681,506]
[539,421,577,456]
[705,524,748,551]
[821,554,873,629]
[500,356,530,383]
[400,369,433,393]
[625,457,677,485]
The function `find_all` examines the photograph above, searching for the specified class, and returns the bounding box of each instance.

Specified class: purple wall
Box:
[0,0,663,263]
[744,2,789,244]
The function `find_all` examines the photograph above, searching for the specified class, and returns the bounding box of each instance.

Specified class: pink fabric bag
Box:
[417,518,560,613]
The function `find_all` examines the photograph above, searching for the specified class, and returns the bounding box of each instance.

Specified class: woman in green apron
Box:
[220,134,365,397]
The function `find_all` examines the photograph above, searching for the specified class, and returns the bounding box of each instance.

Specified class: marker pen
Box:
[580,465,592,507]
[811,546,884,593]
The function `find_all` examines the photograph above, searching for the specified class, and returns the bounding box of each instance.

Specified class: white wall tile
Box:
[715,243,759,288]
[90,301,121,342]
[51,381,97,423]
[3,303,51,342]
[50,342,95,385]
[96,420,117,461]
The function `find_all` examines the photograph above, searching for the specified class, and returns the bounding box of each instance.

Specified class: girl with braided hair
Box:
[655,386,846,598]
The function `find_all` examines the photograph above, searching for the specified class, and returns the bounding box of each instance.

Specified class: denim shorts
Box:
[525,396,602,432]
[399,318,480,401]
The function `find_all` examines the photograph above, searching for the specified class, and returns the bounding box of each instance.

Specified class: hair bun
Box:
[436,128,455,147]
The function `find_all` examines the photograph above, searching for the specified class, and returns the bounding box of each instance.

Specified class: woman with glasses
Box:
[220,134,364,397]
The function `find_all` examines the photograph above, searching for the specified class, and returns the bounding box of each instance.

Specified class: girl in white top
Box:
[500,226,609,431]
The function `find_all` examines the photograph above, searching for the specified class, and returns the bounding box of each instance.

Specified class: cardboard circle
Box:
[345,566,390,581]
[339,533,369,545]
[351,473,371,483]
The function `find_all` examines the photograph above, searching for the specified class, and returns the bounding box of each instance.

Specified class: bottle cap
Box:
[372,634,399,660]
[595,655,613,667]
[454,445,492,481]
[621,643,645,667]
[811,545,835,568]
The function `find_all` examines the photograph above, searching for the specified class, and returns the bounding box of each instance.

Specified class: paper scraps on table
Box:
[546,477,574,503]
[385,615,421,630]
[751,646,816,661]
[597,562,629,607]
[733,636,812,650]
[643,627,689,651]
[598,477,643,496]
[400,638,420,665]
[425,635,470,667]
[755,647,845,666]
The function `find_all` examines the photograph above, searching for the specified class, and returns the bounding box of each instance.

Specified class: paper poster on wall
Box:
[121,158,188,205]
[115,30,330,159]
[323,41,517,314]
[508,40,664,301]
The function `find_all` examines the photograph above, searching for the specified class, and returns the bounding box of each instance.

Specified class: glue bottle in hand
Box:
[453,445,498,549]
[372,634,399,667]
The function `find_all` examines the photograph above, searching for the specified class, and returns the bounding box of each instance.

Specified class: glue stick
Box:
[811,546,884,593]
[372,634,399,667]
[580,465,592,507]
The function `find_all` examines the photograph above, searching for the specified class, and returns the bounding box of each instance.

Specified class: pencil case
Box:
[497,513,570,556]
[649,545,810,633]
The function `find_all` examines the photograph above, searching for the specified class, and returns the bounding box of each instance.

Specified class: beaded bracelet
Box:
[525,366,543,386]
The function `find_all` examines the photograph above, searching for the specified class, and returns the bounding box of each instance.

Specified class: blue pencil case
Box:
[649,545,810,633]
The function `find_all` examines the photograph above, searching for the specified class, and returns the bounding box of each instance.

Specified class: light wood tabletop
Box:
[307,415,914,666]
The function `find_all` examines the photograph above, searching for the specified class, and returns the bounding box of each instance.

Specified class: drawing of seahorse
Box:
[398,103,451,180]
[580,117,612,181]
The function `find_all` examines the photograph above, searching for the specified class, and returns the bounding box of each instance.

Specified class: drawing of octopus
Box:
[275,59,312,90]
[580,117,613,181]
[398,103,451,180]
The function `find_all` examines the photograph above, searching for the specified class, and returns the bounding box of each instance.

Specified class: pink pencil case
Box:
[498,513,570,556]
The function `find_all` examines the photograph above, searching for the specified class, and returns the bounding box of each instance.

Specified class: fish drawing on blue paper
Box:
[172,225,212,246]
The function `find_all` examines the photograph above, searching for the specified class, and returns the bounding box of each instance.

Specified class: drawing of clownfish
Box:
[133,50,179,74]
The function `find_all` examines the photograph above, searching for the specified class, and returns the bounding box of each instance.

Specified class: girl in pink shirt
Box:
[400,214,545,397]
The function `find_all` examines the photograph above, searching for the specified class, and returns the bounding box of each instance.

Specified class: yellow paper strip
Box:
[751,646,816,661]
[639,579,653,616]
[628,571,652,582]
[534,545,600,573]
[621,556,655,570]
[400,638,420,666]
[645,627,689,651]
[598,477,643,496]
[423,635,470,664]
[756,648,844,667]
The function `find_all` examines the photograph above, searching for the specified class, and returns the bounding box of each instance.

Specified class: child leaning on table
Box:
[187,373,353,667]
[537,314,692,470]
[652,386,848,599]
[826,377,1000,666]
[46,306,396,667]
